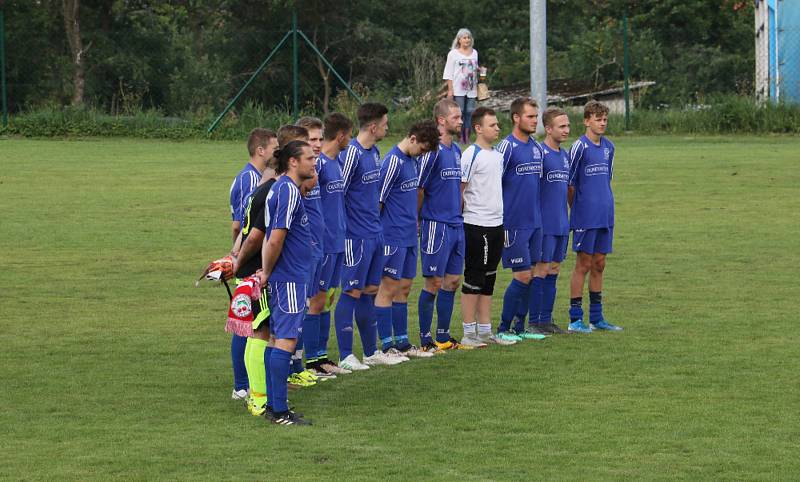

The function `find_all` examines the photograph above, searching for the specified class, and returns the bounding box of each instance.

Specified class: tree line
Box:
[2,0,754,117]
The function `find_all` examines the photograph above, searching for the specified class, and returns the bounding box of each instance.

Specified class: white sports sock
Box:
[478,323,492,336]
[462,322,477,337]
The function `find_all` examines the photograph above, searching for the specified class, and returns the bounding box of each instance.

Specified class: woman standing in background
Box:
[444,28,479,144]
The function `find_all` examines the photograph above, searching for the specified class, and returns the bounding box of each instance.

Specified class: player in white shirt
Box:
[459,107,516,347]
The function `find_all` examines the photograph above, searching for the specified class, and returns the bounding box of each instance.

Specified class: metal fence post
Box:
[1,7,8,128]
[530,0,547,135]
[206,31,291,134]
[206,5,363,134]
[297,30,362,104]
[623,12,631,131]
[292,8,299,121]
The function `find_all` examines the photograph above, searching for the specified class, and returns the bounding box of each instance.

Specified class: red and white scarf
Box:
[224,275,262,337]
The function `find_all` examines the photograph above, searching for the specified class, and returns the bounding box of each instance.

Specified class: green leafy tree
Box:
[0,0,757,115]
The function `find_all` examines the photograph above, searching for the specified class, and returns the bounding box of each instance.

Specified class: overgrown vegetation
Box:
[622,96,800,134]
[3,0,755,117]
[2,1,781,138]
[3,95,797,140]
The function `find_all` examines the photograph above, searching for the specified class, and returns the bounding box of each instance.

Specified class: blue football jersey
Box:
[265,176,312,282]
[497,134,543,229]
[229,163,261,223]
[417,142,463,226]
[338,139,382,238]
[568,135,615,229]
[318,152,346,254]
[302,160,324,257]
[379,146,419,247]
[540,144,570,236]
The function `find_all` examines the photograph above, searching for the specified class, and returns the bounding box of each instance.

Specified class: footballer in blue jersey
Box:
[334,103,401,369]
[257,140,316,425]
[526,107,573,335]
[291,116,339,381]
[495,98,548,340]
[229,129,277,244]
[374,121,440,359]
[230,163,261,236]
[304,113,354,377]
[298,118,325,262]
[566,101,622,333]
[272,124,319,383]
[226,128,277,401]
[416,99,468,352]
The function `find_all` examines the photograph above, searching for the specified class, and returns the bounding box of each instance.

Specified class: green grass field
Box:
[2,135,799,480]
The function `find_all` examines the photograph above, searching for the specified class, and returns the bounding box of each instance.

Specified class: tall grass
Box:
[2,95,798,140]
[0,102,303,140]
[610,95,800,135]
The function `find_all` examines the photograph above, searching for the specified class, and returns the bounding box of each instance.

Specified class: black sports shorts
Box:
[462,223,503,295]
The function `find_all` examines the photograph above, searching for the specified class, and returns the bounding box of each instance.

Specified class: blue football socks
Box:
[589,291,603,323]
[334,293,356,360]
[392,301,410,349]
[540,274,558,323]
[528,276,545,326]
[355,294,377,357]
[418,289,435,345]
[264,346,274,409]
[268,347,292,413]
[231,334,249,391]
[501,279,529,332]
[302,313,320,364]
[435,289,456,343]
[290,342,303,374]
[317,310,331,359]
[569,297,584,322]
[514,282,531,332]
[375,305,394,351]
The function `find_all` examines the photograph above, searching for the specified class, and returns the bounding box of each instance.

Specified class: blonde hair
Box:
[542,107,568,127]
[433,98,460,122]
[451,28,473,50]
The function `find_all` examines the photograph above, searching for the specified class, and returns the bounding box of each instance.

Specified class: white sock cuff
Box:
[462,322,477,335]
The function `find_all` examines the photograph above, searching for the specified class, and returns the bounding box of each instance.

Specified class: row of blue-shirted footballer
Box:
[220,98,620,425]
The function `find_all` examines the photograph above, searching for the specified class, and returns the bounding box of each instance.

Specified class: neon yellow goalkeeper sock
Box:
[244,337,268,406]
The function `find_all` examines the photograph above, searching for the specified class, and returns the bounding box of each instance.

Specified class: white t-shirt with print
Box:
[443,49,479,98]
[461,144,503,227]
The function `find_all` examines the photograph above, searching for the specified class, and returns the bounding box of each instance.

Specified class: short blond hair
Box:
[542,107,568,127]
[296,116,323,131]
[277,125,308,148]
[433,98,459,122]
